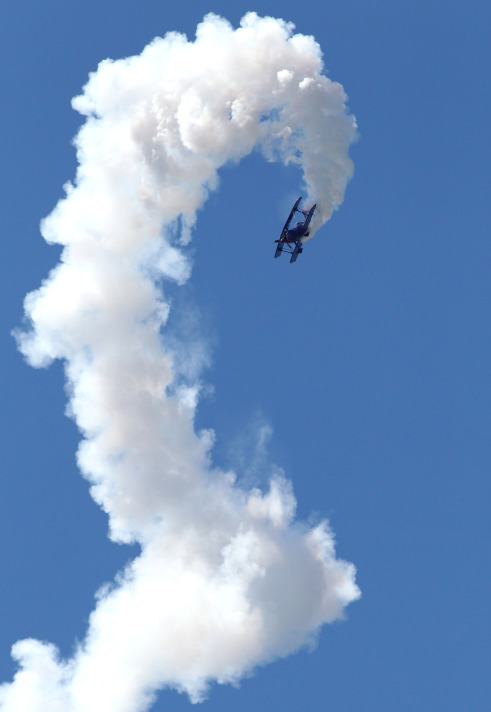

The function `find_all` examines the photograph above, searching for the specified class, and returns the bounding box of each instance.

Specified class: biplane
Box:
[274,197,317,263]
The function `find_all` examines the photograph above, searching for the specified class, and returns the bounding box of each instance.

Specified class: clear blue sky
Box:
[1,1,490,711]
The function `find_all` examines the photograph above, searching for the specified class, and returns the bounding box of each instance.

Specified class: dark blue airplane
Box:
[274,197,317,263]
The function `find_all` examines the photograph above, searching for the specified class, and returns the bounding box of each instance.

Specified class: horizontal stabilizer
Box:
[290,244,302,263]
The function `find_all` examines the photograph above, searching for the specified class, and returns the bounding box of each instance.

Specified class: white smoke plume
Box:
[3,12,359,711]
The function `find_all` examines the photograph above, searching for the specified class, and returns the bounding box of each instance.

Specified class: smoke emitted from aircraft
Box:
[4,13,359,711]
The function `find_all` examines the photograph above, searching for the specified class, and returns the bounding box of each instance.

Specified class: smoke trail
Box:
[3,13,359,711]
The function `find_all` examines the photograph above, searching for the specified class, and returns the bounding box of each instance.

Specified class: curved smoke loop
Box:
[3,13,359,712]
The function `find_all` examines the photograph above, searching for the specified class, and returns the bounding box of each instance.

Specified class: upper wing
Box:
[302,203,317,235]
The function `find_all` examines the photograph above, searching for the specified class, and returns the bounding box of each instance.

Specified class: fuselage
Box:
[284,221,309,242]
